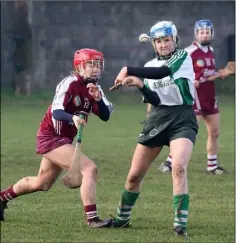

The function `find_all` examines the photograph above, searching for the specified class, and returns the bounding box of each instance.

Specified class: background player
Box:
[159,19,229,175]
[109,21,198,239]
[140,103,151,124]
[0,48,114,228]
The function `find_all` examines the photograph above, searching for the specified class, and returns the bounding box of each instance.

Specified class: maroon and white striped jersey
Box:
[39,74,113,140]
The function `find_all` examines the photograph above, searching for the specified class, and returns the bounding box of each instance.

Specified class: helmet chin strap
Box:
[84,77,98,83]
[198,40,212,46]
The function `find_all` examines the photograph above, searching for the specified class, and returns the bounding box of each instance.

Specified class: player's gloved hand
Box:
[72,115,86,129]
[110,67,128,90]
[87,83,102,101]
[194,80,200,88]
[122,76,144,88]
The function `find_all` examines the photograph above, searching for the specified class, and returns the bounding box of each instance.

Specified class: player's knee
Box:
[126,173,142,189]
[21,177,50,192]
[82,163,98,179]
[209,128,220,139]
[34,180,53,191]
[172,164,186,177]
[89,164,98,179]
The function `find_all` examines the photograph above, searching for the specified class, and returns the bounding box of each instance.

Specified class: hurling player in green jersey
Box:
[109,21,198,239]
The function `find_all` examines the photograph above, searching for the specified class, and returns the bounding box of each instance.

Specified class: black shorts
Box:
[137,105,199,147]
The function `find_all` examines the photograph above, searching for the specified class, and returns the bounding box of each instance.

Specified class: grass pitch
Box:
[1,93,234,243]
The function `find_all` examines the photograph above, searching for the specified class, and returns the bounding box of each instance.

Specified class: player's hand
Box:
[122,76,144,88]
[194,80,200,88]
[110,67,128,91]
[217,68,228,79]
[87,83,101,101]
[122,76,144,89]
[72,115,86,129]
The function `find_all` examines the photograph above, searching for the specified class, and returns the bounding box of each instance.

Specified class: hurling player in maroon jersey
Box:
[159,20,229,175]
[0,48,114,227]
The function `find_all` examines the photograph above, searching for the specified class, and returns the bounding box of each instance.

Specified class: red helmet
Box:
[73,48,104,70]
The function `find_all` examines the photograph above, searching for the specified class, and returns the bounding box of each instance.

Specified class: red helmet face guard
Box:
[73,48,104,82]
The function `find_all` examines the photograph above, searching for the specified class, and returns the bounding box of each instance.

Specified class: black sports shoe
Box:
[88,217,112,228]
[0,200,8,221]
[207,166,229,175]
[173,226,189,240]
[108,214,131,228]
[158,161,172,173]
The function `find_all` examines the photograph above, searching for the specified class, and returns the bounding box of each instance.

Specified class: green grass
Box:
[1,94,234,243]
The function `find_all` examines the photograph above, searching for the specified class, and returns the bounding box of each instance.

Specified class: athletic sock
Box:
[84,204,98,224]
[173,194,189,231]
[207,154,217,171]
[166,154,172,164]
[0,185,17,202]
[114,189,140,226]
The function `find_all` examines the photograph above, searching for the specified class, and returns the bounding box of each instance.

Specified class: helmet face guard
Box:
[194,19,214,46]
[149,21,178,59]
[74,48,104,83]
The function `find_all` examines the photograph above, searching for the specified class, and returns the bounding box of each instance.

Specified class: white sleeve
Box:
[51,76,76,111]
[97,85,115,114]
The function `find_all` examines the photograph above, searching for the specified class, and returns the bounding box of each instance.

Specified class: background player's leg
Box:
[113,144,162,227]
[196,114,202,123]
[146,103,151,118]
[203,113,226,174]
[170,138,193,237]
[204,113,220,161]
[140,104,152,124]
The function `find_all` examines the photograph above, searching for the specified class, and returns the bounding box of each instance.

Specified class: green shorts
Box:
[137,105,199,148]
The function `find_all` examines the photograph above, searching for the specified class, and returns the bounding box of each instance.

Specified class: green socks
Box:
[173,194,189,230]
[114,189,140,225]
[115,191,189,229]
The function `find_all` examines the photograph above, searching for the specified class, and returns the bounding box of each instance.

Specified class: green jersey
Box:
[143,49,195,106]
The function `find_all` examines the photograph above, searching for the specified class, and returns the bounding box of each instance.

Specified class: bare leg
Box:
[204,113,220,156]
[44,144,98,206]
[146,104,152,119]
[170,137,193,236]
[79,153,97,206]
[125,144,161,192]
[0,157,61,221]
[44,144,108,227]
[170,138,193,195]
[159,115,201,173]
[202,113,225,173]
[140,104,152,124]
[13,157,62,195]
[113,144,162,226]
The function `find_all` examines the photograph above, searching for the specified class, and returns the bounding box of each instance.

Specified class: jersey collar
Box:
[156,48,178,60]
[193,41,210,53]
